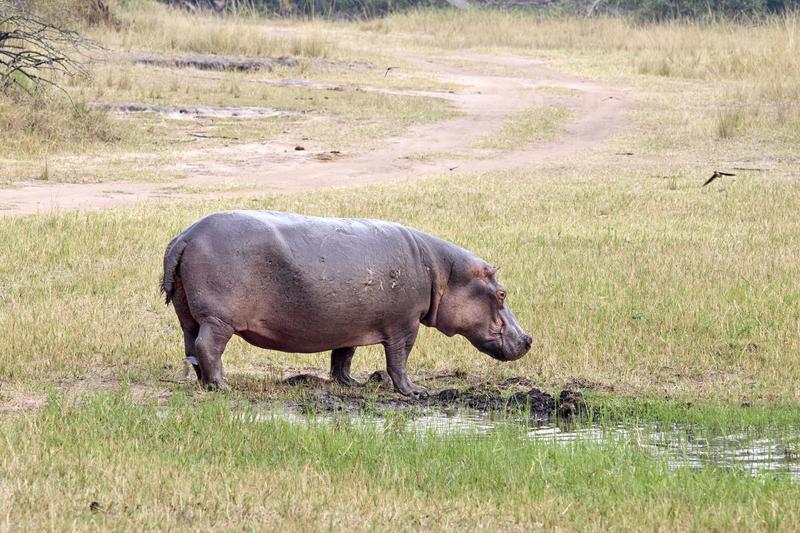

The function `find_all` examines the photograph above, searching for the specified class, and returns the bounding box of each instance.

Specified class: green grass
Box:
[1,391,797,531]
[587,393,800,431]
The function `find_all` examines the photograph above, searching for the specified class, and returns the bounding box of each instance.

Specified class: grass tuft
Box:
[0,94,122,158]
[715,107,749,139]
[478,106,572,149]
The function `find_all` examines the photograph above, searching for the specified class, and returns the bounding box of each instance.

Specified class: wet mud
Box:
[280,372,586,422]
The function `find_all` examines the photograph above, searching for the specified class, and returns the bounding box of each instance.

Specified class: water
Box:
[243,406,800,480]
[526,422,800,479]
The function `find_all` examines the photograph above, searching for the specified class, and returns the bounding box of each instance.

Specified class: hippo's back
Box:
[166,210,434,352]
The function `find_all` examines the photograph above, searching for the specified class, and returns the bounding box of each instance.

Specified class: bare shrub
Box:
[0,3,99,95]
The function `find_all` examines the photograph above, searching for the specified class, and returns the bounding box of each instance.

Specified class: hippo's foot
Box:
[395,381,428,399]
[202,378,228,391]
[330,347,358,387]
[332,373,361,387]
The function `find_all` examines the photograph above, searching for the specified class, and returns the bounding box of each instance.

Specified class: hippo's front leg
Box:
[383,328,428,398]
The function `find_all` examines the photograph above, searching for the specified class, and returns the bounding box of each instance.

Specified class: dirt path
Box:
[0,51,630,216]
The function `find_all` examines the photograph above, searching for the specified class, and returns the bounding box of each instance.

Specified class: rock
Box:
[282,373,327,386]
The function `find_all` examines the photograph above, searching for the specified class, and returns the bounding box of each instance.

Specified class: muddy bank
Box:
[129,52,375,73]
[282,372,587,422]
[130,52,299,72]
[89,102,300,119]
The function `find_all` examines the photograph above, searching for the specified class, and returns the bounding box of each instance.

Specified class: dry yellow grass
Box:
[476,106,572,149]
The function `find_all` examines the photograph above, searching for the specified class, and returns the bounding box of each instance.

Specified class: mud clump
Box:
[507,388,557,419]
[558,390,588,418]
[430,386,560,421]
[282,374,328,386]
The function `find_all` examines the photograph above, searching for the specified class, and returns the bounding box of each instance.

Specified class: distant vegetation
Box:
[165,0,447,18]
[164,0,800,19]
[597,0,800,19]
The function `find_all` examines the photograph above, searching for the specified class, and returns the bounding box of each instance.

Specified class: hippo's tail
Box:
[161,236,188,305]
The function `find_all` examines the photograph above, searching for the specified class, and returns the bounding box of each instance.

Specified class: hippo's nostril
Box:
[523,334,532,351]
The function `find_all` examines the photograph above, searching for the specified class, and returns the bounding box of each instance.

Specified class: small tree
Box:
[0,3,97,96]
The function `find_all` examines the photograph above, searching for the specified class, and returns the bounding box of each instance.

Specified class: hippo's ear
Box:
[470,264,497,279]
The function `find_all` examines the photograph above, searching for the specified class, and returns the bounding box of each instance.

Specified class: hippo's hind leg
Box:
[183,326,202,382]
[194,317,233,390]
[383,327,427,398]
[330,347,360,386]
[171,280,202,382]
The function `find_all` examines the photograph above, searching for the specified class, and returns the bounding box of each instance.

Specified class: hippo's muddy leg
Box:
[194,318,233,390]
[384,329,427,398]
[330,347,360,386]
[171,282,202,381]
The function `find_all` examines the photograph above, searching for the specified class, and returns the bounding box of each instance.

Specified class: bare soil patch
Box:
[0,50,630,215]
[90,102,301,120]
[128,52,375,72]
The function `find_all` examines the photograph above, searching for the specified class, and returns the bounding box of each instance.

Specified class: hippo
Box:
[162,210,531,396]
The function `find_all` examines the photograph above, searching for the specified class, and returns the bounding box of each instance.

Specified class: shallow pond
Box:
[243,406,800,480]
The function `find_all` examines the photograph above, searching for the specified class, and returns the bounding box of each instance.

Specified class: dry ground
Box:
[0,49,627,214]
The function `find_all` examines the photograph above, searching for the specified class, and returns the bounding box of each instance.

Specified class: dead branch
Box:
[0,4,100,96]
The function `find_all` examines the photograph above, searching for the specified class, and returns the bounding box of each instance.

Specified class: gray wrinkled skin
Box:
[162,211,532,397]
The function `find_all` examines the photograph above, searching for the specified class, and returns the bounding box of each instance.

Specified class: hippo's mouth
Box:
[475,332,530,362]
[476,336,512,362]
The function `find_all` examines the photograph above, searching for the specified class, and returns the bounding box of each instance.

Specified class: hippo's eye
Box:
[496,290,506,303]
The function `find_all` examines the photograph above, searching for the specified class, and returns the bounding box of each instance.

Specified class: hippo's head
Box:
[432,261,532,362]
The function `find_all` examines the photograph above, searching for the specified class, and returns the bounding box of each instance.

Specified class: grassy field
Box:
[1,3,799,530]
[2,167,799,400]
